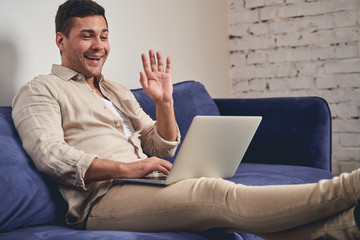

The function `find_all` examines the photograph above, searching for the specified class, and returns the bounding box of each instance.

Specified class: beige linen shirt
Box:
[12,64,180,225]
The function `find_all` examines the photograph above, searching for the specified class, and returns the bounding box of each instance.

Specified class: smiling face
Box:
[56,15,110,81]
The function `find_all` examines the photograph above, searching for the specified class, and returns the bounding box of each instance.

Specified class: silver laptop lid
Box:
[165,116,262,185]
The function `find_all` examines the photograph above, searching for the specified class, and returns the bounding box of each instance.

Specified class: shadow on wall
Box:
[0,40,18,106]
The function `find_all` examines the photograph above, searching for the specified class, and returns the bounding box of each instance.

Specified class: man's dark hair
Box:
[55,0,108,37]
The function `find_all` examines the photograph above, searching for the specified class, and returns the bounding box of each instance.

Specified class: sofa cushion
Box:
[230,163,336,186]
[132,81,220,162]
[0,225,242,240]
[0,107,57,231]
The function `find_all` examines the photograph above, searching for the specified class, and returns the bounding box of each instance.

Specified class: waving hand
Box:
[140,50,173,103]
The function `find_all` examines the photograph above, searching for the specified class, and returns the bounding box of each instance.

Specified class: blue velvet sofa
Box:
[0,81,336,240]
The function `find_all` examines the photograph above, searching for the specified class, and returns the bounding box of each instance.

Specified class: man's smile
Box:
[84,54,104,61]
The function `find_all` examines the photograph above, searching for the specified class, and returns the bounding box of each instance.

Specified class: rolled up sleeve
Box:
[137,107,181,158]
[150,123,181,157]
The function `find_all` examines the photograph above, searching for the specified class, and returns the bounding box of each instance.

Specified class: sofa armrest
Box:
[214,97,332,171]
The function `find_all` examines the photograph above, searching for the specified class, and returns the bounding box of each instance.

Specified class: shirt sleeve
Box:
[142,123,180,158]
[12,80,96,190]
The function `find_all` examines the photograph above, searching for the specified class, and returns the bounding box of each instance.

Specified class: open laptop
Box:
[115,115,262,186]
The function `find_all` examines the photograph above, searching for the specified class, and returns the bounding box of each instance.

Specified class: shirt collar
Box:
[51,64,105,83]
[51,64,79,81]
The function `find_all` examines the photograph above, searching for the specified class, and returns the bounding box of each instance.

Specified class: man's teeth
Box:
[86,56,101,60]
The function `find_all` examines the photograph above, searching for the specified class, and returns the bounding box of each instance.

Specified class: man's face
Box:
[56,15,110,80]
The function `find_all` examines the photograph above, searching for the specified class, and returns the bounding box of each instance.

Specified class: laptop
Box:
[115,115,262,186]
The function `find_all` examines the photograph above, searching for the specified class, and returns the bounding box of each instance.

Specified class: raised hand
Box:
[139,50,178,142]
[140,50,173,103]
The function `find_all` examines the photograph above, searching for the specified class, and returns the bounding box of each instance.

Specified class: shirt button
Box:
[77,75,82,80]
[115,122,122,128]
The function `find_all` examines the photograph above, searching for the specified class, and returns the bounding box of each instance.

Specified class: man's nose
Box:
[91,37,104,50]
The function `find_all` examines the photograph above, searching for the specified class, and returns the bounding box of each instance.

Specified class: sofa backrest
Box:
[214,97,332,170]
[132,81,220,162]
[0,107,58,232]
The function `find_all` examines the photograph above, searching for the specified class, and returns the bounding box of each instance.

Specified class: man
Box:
[11,0,360,239]
[13,0,179,226]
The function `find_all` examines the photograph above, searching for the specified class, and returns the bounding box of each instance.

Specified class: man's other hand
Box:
[121,157,173,179]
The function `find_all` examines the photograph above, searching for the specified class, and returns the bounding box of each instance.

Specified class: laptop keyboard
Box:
[143,171,168,180]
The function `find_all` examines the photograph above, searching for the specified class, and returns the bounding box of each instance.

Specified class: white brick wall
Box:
[228,0,360,174]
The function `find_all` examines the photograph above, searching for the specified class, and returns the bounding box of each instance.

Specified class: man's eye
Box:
[101,36,108,40]
[82,35,92,39]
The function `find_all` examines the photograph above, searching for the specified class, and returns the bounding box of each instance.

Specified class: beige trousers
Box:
[86,170,360,239]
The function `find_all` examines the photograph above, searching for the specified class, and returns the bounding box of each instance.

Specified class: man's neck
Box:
[86,77,105,98]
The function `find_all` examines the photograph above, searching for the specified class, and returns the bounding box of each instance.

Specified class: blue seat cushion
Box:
[230,163,336,186]
[0,225,244,240]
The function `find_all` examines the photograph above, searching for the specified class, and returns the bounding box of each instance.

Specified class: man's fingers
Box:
[157,166,170,175]
[165,57,171,74]
[141,53,152,76]
[156,161,172,175]
[142,50,169,74]
[139,72,148,89]
[148,157,172,173]
[149,50,157,72]
[156,51,164,72]
[162,159,173,171]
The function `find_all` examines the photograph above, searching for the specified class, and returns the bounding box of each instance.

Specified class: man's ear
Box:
[56,32,65,53]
